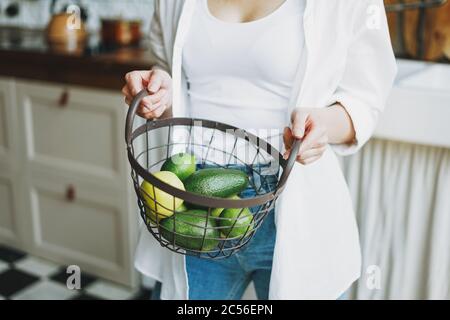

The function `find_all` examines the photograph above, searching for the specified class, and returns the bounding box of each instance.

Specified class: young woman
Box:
[122,0,397,300]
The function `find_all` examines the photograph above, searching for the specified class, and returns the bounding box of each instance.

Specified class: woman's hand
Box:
[122,69,173,119]
[283,105,356,165]
[283,108,329,165]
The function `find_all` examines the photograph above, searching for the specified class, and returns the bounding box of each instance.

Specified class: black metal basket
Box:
[125,90,300,259]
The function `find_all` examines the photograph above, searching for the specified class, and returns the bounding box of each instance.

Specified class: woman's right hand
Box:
[122,69,173,119]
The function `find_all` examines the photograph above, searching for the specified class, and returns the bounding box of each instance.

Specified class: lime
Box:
[141,171,185,222]
[161,153,196,181]
[219,207,254,239]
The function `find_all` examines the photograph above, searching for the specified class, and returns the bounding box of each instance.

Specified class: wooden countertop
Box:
[0,27,154,91]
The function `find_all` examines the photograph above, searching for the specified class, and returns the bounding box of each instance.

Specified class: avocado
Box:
[161,153,197,181]
[219,208,254,239]
[159,210,220,252]
[184,168,249,199]
[210,195,241,217]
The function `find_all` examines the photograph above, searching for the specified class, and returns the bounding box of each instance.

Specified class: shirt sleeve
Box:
[149,0,171,73]
[331,0,398,156]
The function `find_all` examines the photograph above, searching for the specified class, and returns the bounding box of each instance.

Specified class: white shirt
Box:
[134,0,397,300]
[181,0,305,165]
[183,0,305,133]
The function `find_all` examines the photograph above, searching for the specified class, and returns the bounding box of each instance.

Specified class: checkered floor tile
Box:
[0,245,152,300]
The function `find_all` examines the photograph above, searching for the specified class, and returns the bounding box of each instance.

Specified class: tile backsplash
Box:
[0,0,154,33]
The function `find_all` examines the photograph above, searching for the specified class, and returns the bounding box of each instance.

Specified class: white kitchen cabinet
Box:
[0,78,23,247]
[0,78,139,287]
[17,82,128,184]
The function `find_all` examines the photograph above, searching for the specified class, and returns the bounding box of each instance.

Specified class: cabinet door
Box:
[26,172,136,286]
[0,78,22,246]
[0,175,18,245]
[0,78,16,169]
[16,82,129,186]
[15,80,138,287]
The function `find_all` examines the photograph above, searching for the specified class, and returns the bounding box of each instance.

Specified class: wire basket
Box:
[125,90,300,259]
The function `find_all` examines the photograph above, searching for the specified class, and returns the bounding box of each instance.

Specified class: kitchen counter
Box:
[375,59,450,149]
[0,27,154,90]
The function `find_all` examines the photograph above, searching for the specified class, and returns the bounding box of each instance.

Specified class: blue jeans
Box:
[152,164,279,300]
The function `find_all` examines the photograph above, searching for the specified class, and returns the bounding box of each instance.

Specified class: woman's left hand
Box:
[283,108,329,165]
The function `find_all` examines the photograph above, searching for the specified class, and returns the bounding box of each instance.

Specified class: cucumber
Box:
[159,210,220,252]
[184,168,249,199]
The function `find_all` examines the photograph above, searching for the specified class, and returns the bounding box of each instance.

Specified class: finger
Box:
[153,104,167,118]
[298,155,322,166]
[312,133,329,149]
[154,70,172,90]
[297,146,327,162]
[304,133,329,149]
[139,101,159,114]
[125,70,152,96]
[141,89,167,107]
[138,106,156,119]
[283,127,294,148]
[139,100,165,116]
[121,85,131,97]
[122,86,133,106]
[312,138,329,149]
[138,92,167,114]
[283,127,294,152]
[291,109,309,139]
[137,93,163,113]
[299,125,327,155]
[137,110,154,120]
[157,94,170,110]
[140,104,166,119]
[283,128,298,160]
[137,104,151,114]
[148,72,163,94]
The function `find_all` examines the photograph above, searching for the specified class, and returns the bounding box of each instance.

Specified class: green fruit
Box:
[219,208,254,239]
[161,153,196,181]
[211,195,241,217]
[176,203,189,212]
[159,210,220,252]
[146,201,186,227]
[211,208,224,218]
[184,168,249,199]
[141,171,185,223]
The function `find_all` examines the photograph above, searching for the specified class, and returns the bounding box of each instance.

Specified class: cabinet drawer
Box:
[17,82,126,182]
[0,176,17,242]
[27,175,133,284]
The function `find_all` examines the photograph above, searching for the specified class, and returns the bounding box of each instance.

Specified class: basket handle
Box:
[125,89,153,146]
[275,138,301,196]
[126,89,301,196]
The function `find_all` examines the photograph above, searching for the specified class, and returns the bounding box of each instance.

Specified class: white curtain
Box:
[341,139,450,300]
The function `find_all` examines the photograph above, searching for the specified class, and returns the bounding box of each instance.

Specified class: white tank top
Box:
[183,0,305,136]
